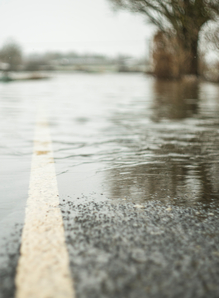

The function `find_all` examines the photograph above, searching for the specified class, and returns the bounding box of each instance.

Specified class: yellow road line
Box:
[15,110,75,298]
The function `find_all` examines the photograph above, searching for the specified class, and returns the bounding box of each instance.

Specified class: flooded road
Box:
[0,73,219,298]
[47,73,219,209]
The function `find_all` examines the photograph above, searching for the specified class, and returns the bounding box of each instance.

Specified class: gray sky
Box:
[0,0,154,57]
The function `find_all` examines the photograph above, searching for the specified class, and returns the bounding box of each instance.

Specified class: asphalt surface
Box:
[0,225,22,298]
[1,198,219,298]
[61,198,219,298]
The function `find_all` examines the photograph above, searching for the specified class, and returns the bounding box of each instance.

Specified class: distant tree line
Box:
[0,42,146,73]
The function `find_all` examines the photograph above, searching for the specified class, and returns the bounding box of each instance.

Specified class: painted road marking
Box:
[15,110,75,298]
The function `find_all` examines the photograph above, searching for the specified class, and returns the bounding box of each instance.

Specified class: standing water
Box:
[1,72,219,298]
[1,72,219,221]
[48,73,219,210]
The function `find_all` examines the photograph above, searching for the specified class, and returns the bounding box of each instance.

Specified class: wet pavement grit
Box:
[61,198,219,298]
[1,198,219,298]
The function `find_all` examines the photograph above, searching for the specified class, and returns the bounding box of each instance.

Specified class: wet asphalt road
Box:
[62,199,219,298]
[0,73,219,297]
[1,199,219,298]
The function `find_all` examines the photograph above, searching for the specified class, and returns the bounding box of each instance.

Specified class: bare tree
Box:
[199,20,219,82]
[152,31,183,79]
[108,0,219,76]
[0,41,23,71]
[203,21,219,52]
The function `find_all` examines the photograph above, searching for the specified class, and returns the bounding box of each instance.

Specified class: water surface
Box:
[46,73,219,209]
[0,72,219,224]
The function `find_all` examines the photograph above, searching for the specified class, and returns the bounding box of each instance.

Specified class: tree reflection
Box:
[151,79,199,121]
[105,80,219,209]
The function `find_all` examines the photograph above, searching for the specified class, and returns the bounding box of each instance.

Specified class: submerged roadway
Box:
[0,73,219,298]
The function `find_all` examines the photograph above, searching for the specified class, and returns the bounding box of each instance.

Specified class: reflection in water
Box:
[152,79,199,121]
[105,79,219,209]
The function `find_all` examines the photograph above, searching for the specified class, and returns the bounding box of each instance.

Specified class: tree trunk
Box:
[187,38,198,76]
[180,34,199,77]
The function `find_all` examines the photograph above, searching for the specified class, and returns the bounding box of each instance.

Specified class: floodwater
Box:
[0,72,219,232]
[1,72,219,298]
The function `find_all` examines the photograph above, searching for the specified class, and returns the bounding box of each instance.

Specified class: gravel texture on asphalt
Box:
[1,199,219,298]
[0,224,22,298]
[60,198,219,298]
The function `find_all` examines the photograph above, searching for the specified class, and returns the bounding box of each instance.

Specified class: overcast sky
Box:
[0,0,155,57]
